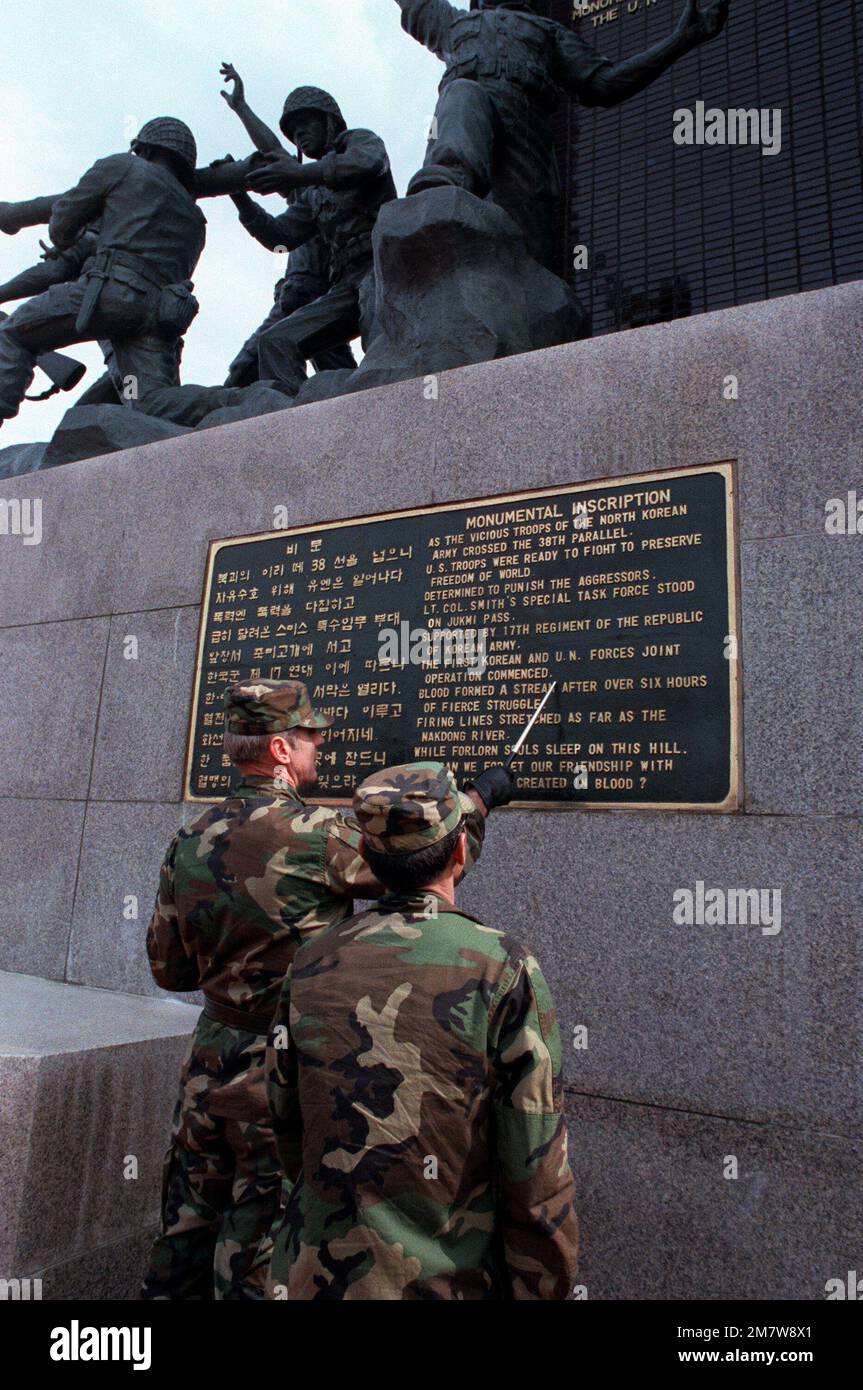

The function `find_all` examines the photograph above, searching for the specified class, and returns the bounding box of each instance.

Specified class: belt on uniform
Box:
[75,248,167,335]
[203,996,275,1037]
[443,58,556,109]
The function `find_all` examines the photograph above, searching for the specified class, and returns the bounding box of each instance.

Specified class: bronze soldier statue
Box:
[0,119,204,427]
[0,123,303,428]
[395,0,731,270]
[218,63,356,388]
[227,87,396,395]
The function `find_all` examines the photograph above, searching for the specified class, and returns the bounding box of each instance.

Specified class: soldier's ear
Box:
[269,734,293,766]
[453,828,468,867]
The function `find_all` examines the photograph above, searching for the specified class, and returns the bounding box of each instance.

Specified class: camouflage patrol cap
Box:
[280,87,347,140]
[354,761,474,856]
[224,679,333,736]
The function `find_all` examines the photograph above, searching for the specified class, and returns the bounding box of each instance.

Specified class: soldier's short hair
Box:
[362,823,463,894]
[224,727,302,768]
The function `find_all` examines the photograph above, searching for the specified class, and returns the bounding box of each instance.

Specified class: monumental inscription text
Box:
[185,462,740,810]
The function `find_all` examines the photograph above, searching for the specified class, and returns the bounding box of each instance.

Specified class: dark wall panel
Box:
[547,0,863,333]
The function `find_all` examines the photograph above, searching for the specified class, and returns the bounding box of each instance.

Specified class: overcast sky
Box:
[0,0,447,447]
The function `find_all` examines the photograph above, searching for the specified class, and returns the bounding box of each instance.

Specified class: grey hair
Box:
[223,727,302,768]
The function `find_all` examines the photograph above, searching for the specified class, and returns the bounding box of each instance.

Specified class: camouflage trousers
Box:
[141,1016,283,1301]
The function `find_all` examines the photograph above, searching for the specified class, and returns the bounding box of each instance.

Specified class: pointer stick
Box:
[504,681,558,769]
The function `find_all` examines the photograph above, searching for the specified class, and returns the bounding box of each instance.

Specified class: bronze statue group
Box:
[0,0,729,440]
[1,2,733,1300]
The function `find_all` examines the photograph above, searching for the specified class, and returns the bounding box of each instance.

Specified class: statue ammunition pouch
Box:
[75,248,198,340]
[155,280,199,338]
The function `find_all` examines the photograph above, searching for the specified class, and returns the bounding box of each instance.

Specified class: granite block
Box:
[13,1036,189,1271]
[430,281,863,544]
[89,607,201,804]
[733,281,863,542]
[0,1054,39,1272]
[459,811,863,1133]
[0,971,199,1054]
[0,286,859,1303]
[0,464,123,628]
[0,974,197,1282]
[0,800,85,980]
[0,619,108,798]
[567,1093,863,1301]
[36,1228,159,1301]
[67,802,189,997]
[742,534,863,816]
[109,380,442,616]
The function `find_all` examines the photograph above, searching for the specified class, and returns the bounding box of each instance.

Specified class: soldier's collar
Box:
[377,889,485,924]
[235,774,305,805]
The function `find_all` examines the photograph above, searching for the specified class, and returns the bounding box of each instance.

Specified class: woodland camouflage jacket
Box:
[266,890,578,1300]
[146,777,486,1020]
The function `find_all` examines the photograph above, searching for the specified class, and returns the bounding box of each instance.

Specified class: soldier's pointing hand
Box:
[677,0,730,47]
[465,765,517,813]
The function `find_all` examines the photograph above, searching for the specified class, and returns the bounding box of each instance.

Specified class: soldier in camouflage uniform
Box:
[142,684,494,1299]
[142,680,364,1299]
[266,759,575,1300]
[395,0,730,270]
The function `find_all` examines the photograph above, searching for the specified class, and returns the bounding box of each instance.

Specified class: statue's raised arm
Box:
[219,62,286,154]
[393,0,462,60]
[576,0,731,107]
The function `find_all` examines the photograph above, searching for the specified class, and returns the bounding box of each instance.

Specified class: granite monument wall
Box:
[1,280,860,1299]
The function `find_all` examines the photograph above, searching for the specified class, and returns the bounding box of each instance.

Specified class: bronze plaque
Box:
[184,461,741,811]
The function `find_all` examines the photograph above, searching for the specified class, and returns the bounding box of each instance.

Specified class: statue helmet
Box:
[279,87,347,142]
[132,117,198,174]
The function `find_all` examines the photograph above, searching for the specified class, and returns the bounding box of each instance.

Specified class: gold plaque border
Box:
[183,460,743,814]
